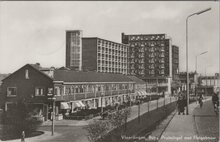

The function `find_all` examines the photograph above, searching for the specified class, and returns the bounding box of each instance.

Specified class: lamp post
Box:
[51,97,56,136]
[186,7,211,115]
[195,51,208,100]
[48,88,56,136]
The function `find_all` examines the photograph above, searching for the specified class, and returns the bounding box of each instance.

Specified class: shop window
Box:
[54,87,61,96]
[7,87,17,97]
[35,87,44,96]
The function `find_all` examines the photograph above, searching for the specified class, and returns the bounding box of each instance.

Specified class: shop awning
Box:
[78,101,86,107]
[72,102,81,108]
[60,102,70,109]
[142,90,148,96]
[136,90,147,97]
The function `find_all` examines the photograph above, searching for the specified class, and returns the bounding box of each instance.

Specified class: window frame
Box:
[35,87,44,96]
[7,87,17,97]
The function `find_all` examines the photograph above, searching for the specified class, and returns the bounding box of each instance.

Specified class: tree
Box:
[2,101,42,140]
[85,120,112,142]
[85,107,131,142]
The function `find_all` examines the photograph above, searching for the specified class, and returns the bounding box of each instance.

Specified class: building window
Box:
[25,69,29,79]
[5,102,16,111]
[54,87,60,96]
[7,87,17,97]
[35,87,44,96]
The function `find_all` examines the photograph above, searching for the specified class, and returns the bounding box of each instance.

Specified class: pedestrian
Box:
[198,95,203,108]
[21,131,25,142]
[177,95,185,115]
[212,90,219,113]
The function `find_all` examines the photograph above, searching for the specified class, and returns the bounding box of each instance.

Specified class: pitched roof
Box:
[2,64,53,82]
[0,74,9,85]
[127,76,146,84]
[53,70,133,83]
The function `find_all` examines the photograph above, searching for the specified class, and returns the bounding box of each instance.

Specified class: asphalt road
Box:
[39,126,89,142]
[193,99,219,142]
[38,97,176,142]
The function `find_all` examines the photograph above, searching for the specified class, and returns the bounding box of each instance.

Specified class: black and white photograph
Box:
[0,1,219,142]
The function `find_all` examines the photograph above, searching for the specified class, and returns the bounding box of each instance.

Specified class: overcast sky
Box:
[0,1,219,75]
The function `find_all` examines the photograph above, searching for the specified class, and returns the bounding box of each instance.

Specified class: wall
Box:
[82,38,97,71]
[1,65,53,109]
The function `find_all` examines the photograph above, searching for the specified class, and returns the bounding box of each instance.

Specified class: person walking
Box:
[212,90,219,114]
[177,95,185,115]
[198,95,203,108]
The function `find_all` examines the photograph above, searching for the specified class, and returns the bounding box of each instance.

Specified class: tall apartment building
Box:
[121,33,174,94]
[66,31,128,74]
[122,33,172,78]
[172,45,179,80]
[66,30,83,71]
[82,38,128,74]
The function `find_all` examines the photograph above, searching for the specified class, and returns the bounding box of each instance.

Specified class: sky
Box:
[0,1,219,75]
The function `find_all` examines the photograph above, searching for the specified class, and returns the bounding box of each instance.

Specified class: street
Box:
[38,97,176,142]
[39,126,88,142]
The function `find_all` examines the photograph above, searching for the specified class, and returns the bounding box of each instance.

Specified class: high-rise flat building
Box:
[66,30,83,70]
[122,33,174,94]
[122,33,172,78]
[66,31,128,74]
[81,38,128,74]
[172,45,179,80]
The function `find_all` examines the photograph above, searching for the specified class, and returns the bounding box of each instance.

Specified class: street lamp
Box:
[48,88,56,136]
[186,7,211,115]
[195,51,208,100]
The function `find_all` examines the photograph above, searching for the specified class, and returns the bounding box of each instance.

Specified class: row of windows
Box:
[129,42,166,47]
[97,40,127,51]
[98,59,127,63]
[97,70,127,74]
[98,51,127,57]
[98,67,127,70]
[98,46,127,52]
[55,83,133,96]
[98,64,127,68]
[7,87,45,97]
[98,54,127,59]
[7,83,133,97]
[128,35,165,41]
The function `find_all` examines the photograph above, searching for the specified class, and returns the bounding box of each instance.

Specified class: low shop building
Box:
[1,63,135,121]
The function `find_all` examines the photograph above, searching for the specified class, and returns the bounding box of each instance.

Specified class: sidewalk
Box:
[159,98,217,142]
[0,97,176,142]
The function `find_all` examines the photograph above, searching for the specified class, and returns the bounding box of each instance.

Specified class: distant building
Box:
[121,33,172,77]
[81,37,128,74]
[66,30,83,71]
[177,72,197,94]
[172,45,179,80]
[197,74,220,96]
[121,33,174,94]
[127,75,147,97]
[66,31,129,74]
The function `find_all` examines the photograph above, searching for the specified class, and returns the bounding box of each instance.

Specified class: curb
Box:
[1,131,61,142]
